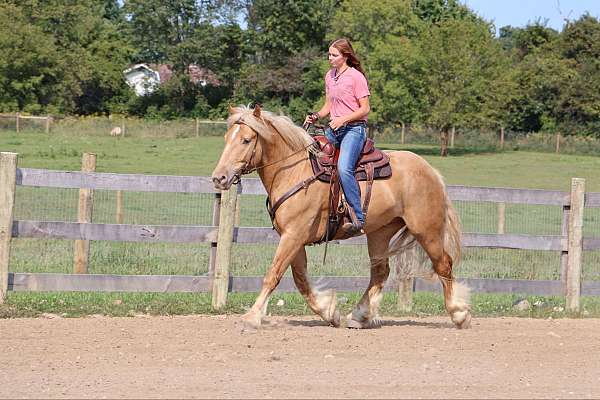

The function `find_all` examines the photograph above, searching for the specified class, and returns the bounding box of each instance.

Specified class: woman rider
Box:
[304,38,370,236]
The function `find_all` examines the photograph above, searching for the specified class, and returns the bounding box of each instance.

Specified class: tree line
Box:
[1,0,599,137]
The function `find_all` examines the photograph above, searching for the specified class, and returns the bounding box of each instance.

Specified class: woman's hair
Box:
[330,38,366,77]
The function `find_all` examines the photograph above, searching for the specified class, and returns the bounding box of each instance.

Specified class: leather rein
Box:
[230,120,324,224]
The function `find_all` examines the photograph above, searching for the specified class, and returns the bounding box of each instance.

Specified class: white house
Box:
[123,63,221,96]
[123,64,161,96]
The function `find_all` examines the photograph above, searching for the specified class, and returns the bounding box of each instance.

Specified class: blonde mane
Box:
[227,105,315,153]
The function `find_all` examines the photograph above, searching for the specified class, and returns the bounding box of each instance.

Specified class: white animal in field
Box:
[110,126,122,136]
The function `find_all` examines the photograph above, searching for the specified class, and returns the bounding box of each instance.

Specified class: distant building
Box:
[123,64,160,96]
[123,63,221,96]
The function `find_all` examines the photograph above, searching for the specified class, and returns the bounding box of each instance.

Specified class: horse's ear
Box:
[228,105,236,115]
[253,104,262,118]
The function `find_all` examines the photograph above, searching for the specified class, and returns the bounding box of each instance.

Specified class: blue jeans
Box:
[325,124,367,224]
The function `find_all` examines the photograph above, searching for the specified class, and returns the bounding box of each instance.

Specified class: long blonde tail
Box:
[443,194,462,266]
[388,175,462,280]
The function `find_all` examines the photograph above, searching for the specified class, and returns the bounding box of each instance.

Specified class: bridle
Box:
[229,119,316,184]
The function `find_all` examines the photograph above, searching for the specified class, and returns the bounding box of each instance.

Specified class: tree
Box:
[368,35,427,126]
[0,4,62,112]
[558,14,600,135]
[245,0,335,63]
[329,0,421,64]
[498,21,559,59]
[2,0,133,114]
[413,0,475,23]
[417,18,511,155]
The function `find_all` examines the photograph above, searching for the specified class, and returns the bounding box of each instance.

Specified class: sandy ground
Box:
[1,314,599,399]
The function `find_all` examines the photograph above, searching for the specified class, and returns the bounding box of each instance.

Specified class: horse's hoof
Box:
[241,312,262,330]
[330,309,341,328]
[346,318,365,329]
[452,310,472,329]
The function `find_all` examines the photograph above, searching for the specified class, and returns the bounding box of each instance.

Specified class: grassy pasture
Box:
[1,129,600,317]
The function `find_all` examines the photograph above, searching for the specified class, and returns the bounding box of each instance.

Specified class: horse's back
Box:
[366,150,448,217]
[386,150,446,185]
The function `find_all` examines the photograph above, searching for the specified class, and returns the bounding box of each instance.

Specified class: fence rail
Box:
[0,152,597,312]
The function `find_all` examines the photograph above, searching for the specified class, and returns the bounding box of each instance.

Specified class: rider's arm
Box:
[329,97,370,130]
[304,98,331,125]
[315,98,331,119]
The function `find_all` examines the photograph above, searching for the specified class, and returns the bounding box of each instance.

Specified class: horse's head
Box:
[211,105,264,190]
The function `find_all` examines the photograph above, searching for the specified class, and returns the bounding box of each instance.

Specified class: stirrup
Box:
[341,221,364,238]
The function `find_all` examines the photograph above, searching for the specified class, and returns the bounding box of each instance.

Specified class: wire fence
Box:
[374,125,600,156]
[3,116,600,155]
[9,185,600,282]
[0,114,227,137]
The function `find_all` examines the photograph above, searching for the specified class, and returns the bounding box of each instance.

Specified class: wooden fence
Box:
[0,113,53,134]
[1,152,599,312]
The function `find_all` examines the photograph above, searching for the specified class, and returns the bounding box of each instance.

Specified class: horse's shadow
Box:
[283,318,453,329]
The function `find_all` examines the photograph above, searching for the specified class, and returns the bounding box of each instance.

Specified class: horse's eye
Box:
[242,138,251,144]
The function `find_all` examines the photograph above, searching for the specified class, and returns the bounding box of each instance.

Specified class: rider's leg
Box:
[337,125,367,226]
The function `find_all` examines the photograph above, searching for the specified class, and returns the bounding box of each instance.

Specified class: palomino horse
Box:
[212,105,471,329]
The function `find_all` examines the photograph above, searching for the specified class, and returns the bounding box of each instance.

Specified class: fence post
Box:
[400,122,405,145]
[15,113,20,134]
[208,192,222,278]
[195,118,200,137]
[450,126,455,148]
[0,153,17,303]
[397,275,414,312]
[121,120,126,137]
[560,204,570,285]
[555,133,561,154]
[500,127,505,149]
[45,115,51,134]
[497,203,506,234]
[212,185,238,309]
[116,190,124,224]
[566,178,585,311]
[73,153,96,274]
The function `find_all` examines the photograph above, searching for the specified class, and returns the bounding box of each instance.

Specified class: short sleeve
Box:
[353,71,370,99]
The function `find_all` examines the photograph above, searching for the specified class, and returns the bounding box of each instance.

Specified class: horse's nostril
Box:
[212,175,226,187]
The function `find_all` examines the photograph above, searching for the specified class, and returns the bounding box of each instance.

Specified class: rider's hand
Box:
[329,116,347,130]
[304,112,319,126]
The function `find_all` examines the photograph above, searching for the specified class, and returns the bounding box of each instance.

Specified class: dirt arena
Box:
[1,314,599,399]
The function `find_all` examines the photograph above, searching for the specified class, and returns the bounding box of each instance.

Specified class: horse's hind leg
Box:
[347,224,400,329]
[290,248,340,327]
[412,230,471,329]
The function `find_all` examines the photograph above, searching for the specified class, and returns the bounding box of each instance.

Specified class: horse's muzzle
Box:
[212,174,231,190]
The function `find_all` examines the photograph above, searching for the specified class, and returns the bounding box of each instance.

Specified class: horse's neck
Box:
[257,145,313,199]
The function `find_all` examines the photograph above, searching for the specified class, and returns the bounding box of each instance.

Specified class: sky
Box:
[461,0,600,32]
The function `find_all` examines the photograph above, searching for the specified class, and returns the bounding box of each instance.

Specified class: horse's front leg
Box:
[291,247,340,327]
[243,235,302,328]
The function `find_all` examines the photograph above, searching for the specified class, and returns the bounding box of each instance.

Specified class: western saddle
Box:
[266,131,392,243]
[309,135,391,241]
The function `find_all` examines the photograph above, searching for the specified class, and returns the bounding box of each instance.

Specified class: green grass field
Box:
[1,128,599,317]
[4,131,600,190]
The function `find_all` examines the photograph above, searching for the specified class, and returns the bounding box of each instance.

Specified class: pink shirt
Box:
[325,67,370,122]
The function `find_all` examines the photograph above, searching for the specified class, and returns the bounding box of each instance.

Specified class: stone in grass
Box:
[276,299,285,307]
[513,298,531,311]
